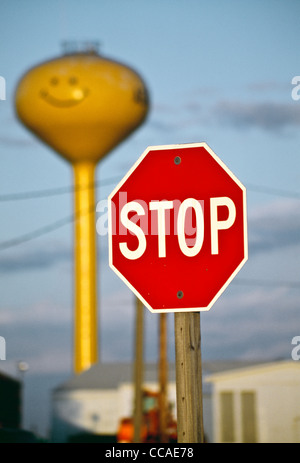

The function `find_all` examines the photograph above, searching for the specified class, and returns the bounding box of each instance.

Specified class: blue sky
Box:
[0,0,300,437]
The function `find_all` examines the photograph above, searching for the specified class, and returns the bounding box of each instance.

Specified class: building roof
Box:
[54,362,177,392]
[206,359,300,383]
[53,359,283,393]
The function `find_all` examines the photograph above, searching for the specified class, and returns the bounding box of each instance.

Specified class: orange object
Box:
[117,389,177,443]
[117,418,134,443]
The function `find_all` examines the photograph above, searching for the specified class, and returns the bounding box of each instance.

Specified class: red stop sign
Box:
[108,143,248,313]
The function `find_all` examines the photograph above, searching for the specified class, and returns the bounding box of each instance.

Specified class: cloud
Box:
[0,299,72,327]
[201,283,299,361]
[151,98,300,135]
[213,100,300,131]
[0,242,71,273]
[246,81,290,93]
[248,199,300,255]
[161,81,300,133]
[0,135,36,147]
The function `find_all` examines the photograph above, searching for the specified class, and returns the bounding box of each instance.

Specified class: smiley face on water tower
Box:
[39,74,90,108]
[15,52,149,164]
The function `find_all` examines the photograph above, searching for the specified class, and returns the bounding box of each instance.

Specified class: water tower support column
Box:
[73,161,98,373]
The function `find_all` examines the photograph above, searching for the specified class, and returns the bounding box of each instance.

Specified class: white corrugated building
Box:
[206,360,300,443]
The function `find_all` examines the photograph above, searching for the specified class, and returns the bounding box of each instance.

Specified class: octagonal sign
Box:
[108,143,248,313]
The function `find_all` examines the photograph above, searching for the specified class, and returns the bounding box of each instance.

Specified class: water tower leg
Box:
[73,162,98,374]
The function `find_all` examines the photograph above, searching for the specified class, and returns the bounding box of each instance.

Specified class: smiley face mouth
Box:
[40,88,89,107]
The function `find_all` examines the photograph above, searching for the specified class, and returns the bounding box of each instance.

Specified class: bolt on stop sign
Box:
[108,143,248,313]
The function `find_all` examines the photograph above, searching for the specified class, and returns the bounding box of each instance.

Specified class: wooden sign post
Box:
[133,297,144,443]
[159,313,168,443]
[174,312,204,443]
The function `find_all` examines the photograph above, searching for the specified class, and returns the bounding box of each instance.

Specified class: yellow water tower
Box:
[15,45,149,373]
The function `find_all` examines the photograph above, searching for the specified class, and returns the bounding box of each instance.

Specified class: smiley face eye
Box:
[50,76,59,86]
[133,86,148,105]
[69,76,78,85]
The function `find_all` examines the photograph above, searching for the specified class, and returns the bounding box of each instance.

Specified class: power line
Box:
[0,176,121,202]
[0,205,95,251]
[232,277,300,289]
[0,179,300,202]
[246,184,300,200]
[0,185,74,201]
[0,214,74,251]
